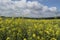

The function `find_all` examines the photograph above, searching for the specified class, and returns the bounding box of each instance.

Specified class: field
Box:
[0,17,60,40]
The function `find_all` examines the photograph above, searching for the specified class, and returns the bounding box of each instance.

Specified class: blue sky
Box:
[40,0,60,11]
[28,0,60,11]
[13,0,60,11]
[0,0,60,17]
[13,0,60,9]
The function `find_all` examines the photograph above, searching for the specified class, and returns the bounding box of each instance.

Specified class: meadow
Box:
[0,17,60,40]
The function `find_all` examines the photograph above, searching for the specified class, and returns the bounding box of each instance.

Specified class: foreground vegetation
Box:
[0,17,60,40]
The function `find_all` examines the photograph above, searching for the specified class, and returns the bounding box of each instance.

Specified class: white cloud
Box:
[0,0,11,2]
[0,0,59,17]
[49,7,57,12]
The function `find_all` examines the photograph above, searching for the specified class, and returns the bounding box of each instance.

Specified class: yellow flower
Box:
[32,33,36,37]
[45,30,50,34]
[34,24,37,28]
[50,38,57,40]
[6,37,10,40]
[37,36,40,39]
[23,38,27,40]
[0,17,2,20]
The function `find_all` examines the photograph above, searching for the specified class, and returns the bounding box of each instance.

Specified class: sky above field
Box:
[0,0,60,17]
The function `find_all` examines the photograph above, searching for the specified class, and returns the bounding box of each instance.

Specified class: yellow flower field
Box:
[0,17,60,40]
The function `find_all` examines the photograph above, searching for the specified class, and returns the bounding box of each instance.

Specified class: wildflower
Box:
[34,24,37,28]
[45,30,50,34]
[6,37,10,40]
[37,36,40,39]
[33,33,36,37]
[50,38,57,40]
[23,38,27,40]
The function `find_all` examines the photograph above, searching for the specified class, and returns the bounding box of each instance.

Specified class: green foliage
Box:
[0,17,60,40]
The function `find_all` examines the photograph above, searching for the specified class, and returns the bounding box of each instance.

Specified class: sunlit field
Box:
[0,17,60,40]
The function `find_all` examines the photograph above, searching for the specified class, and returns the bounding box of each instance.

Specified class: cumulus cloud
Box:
[0,0,59,17]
